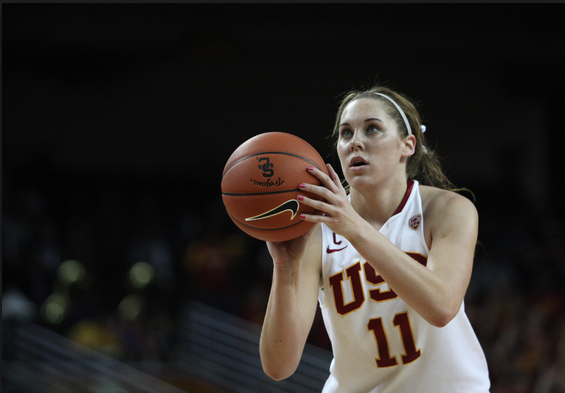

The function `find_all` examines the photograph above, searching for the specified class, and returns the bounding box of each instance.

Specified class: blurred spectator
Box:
[2,286,38,322]
[68,314,126,360]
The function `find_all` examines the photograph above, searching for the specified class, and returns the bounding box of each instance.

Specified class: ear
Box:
[401,135,416,158]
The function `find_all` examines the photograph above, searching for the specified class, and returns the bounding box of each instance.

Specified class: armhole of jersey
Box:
[318,224,330,308]
[414,183,431,254]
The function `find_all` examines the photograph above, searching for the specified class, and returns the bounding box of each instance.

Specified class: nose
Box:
[350,131,364,152]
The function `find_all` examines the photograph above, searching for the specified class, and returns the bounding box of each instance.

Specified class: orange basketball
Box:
[221,132,328,242]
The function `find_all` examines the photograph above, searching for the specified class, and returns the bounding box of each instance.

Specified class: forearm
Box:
[260,264,308,380]
[350,221,463,327]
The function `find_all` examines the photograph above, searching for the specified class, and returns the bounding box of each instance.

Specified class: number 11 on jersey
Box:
[368,312,421,368]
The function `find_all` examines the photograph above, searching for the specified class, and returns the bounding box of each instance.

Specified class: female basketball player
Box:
[259,86,490,392]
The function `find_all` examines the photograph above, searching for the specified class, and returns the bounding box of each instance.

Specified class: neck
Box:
[350,178,411,229]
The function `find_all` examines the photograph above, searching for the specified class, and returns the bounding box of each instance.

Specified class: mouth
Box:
[349,156,368,169]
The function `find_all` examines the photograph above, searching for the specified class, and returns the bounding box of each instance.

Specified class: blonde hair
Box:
[331,85,467,194]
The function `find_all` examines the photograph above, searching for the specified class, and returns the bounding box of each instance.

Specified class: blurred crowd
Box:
[3,158,565,393]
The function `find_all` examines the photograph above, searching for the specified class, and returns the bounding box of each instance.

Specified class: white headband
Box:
[373,93,412,135]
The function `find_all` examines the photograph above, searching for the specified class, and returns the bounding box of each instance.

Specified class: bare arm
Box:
[259,224,322,380]
[300,165,478,327]
[347,191,477,326]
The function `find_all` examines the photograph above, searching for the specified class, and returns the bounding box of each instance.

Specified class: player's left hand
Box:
[297,164,363,239]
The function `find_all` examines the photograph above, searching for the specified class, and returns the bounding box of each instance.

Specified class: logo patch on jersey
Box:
[409,214,421,230]
[327,232,348,253]
[327,245,348,254]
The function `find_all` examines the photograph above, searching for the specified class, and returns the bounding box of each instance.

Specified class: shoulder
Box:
[419,185,477,215]
[419,185,478,243]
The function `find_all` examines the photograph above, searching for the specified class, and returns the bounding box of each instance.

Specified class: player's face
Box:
[337,98,407,190]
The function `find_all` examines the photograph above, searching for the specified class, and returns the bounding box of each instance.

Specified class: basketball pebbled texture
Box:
[221,132,328,242]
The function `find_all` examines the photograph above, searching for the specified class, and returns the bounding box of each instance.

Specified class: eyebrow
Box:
[340,118,384,127]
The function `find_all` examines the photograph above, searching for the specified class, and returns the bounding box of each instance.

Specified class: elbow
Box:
[427,303,461,328]
[261,352,299,381]
[428,313,453,328]
[262,363,296,381]
[259,332,305,380]
[264,370,291,382]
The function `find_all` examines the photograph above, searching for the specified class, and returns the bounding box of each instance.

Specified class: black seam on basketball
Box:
[222,188,300,196]
[222,151,323,178]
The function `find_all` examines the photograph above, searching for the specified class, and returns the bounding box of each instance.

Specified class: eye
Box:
[340,128,353,138]
[367,124,381,133]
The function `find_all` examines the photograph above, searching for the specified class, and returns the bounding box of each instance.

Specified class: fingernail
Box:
[299,183,306,189]
[307,166,314,171]
[297,195,304,201]
[300,214,306,220]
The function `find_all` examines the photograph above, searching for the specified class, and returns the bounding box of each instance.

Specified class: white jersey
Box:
[318,180,490,393]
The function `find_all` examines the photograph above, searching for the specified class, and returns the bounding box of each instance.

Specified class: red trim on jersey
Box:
[392,180,414,216]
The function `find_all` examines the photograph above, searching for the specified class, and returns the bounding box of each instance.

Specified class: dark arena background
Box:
[3,4,565,393]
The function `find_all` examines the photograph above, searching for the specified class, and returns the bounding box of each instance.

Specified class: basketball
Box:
[221,132,328,242]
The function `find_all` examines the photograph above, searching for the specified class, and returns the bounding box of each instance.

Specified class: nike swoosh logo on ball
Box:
[245,199,300,221]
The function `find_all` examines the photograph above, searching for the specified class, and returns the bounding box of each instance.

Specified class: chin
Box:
[347,177,375,191]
